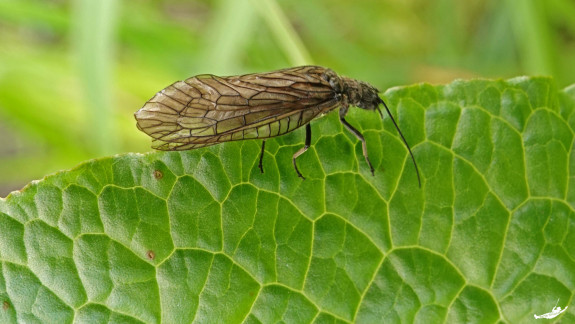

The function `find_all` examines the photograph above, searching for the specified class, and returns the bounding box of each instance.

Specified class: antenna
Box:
[378,98,421,188]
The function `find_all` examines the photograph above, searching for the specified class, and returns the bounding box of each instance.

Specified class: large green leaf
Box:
[1,77,574,323]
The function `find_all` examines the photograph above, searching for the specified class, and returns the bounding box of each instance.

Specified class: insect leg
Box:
[340,117,375,175]
[292,124,312,180]
[258,140,266,173]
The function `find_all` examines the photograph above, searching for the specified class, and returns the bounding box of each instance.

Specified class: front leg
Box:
[339,110,375,175]
[292,124,312,180]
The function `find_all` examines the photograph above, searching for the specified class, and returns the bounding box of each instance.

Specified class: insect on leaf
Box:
[135,65,419,184]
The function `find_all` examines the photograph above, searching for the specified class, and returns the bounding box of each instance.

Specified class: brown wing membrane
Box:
[135,66,339,151]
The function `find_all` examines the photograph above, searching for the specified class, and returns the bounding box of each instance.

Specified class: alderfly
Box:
[135,65,420,185]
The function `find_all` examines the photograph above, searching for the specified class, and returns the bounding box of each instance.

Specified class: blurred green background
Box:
[0,0,574,197]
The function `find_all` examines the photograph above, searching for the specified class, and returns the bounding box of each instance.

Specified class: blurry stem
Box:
[250,0,313,66]
[72,0,118,155]
[200,0,256,74]
[504,0,554,76]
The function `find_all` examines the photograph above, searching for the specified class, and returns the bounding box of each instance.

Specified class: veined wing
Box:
[135,66,339,151]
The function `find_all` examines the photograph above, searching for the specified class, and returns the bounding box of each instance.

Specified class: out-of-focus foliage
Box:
[0,0,574,196]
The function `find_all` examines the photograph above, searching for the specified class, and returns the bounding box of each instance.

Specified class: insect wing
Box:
[135,66,339,150]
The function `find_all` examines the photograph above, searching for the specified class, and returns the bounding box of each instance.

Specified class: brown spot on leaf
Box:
[146,250,156,260]
[153,170,163,180]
